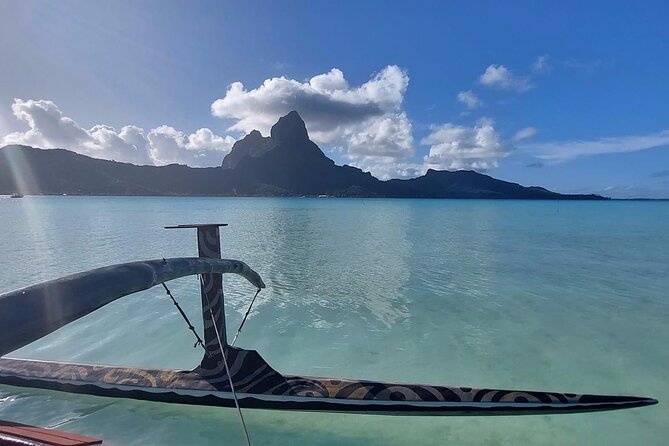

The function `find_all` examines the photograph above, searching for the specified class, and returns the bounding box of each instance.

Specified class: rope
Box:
[161,282,208,354]
[200,275,252,446]
[231,288,262,347]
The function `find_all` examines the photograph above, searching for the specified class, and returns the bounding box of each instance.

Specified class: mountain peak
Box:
[221,128,275,169]
[222,111,324,169]
[270,111,308,142]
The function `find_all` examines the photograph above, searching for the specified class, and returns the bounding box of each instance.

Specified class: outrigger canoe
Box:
[0,224,657,416]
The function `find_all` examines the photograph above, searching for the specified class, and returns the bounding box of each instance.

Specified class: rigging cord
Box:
[199,274,252,446]
[161,282,209,355]
[231,288,262,347]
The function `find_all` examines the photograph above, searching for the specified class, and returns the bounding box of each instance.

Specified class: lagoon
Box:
[0,196,667,445]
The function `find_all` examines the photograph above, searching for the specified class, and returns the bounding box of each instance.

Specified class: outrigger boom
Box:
[0,225,657,416]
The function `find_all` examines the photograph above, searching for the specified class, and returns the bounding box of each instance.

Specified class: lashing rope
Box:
[231,288,262,346]
[161,282,209,355]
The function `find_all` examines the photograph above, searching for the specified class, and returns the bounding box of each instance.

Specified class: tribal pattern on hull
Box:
[0,348,652,415]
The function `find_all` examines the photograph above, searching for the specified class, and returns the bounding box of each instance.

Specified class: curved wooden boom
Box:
[0,257,264,357]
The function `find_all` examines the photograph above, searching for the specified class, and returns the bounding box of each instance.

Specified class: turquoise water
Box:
[0,196,667,445]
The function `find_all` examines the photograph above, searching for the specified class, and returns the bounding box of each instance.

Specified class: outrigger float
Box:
[0,224,657,419]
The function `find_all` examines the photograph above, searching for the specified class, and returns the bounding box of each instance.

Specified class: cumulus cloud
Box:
[479,64,533,92]
[350,159,426,180]
[519,129,669,161]
[422,118,509,170]
[147,126,235,166]
[346,112,413,158]
[513,126,538,141]
[1,99,234,167]
[210,65,414,165]
[457,90,481,109]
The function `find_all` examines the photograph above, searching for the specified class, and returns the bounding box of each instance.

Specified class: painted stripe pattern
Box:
[0,348,651,414]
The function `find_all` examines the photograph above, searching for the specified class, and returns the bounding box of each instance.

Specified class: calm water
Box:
[0,196,667,445]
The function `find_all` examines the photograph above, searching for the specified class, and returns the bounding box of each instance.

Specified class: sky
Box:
[1,1,668,198]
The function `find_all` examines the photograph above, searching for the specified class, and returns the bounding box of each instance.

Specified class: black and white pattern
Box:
[0,349,656,415]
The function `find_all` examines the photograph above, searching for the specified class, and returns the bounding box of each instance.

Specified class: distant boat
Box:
[9,193,23,199]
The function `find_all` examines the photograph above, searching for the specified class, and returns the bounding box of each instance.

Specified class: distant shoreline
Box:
[0,141,607,201]
[4,193,668,201]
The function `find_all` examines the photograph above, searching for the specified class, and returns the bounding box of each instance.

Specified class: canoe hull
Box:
[0,357,656,416]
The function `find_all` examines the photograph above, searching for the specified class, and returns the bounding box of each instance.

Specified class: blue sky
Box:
[1,1,668,198]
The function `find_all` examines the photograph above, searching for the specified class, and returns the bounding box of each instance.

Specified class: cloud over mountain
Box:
[147,126,235,166]
[211,66,414,163]
[1,99,234,166]
[351,117,510,179]
[422,118,509,170]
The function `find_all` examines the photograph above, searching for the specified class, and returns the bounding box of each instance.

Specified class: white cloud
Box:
[513,126,538,141]
[308,68,350,92]
[350,159,426,180]
[147,126,235,166]
[457,90,481,109]
[422,118,509,170]
[211,65,414,163]
[519,130,669,161]
[1,99,234,167]
[186,128,236,152]
[531,55,551,73]
[351,118,512,178]
[479,64,532,92]
[346,112,413,158]
[87,124,150,165]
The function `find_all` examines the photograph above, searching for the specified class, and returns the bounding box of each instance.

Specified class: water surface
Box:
[0,197,667,445]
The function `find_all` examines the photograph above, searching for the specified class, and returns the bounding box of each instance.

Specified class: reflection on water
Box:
[0,197,667,445]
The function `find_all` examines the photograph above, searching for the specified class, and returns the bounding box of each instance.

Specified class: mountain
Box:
[0,111,605,199]
[221,111,384,196]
